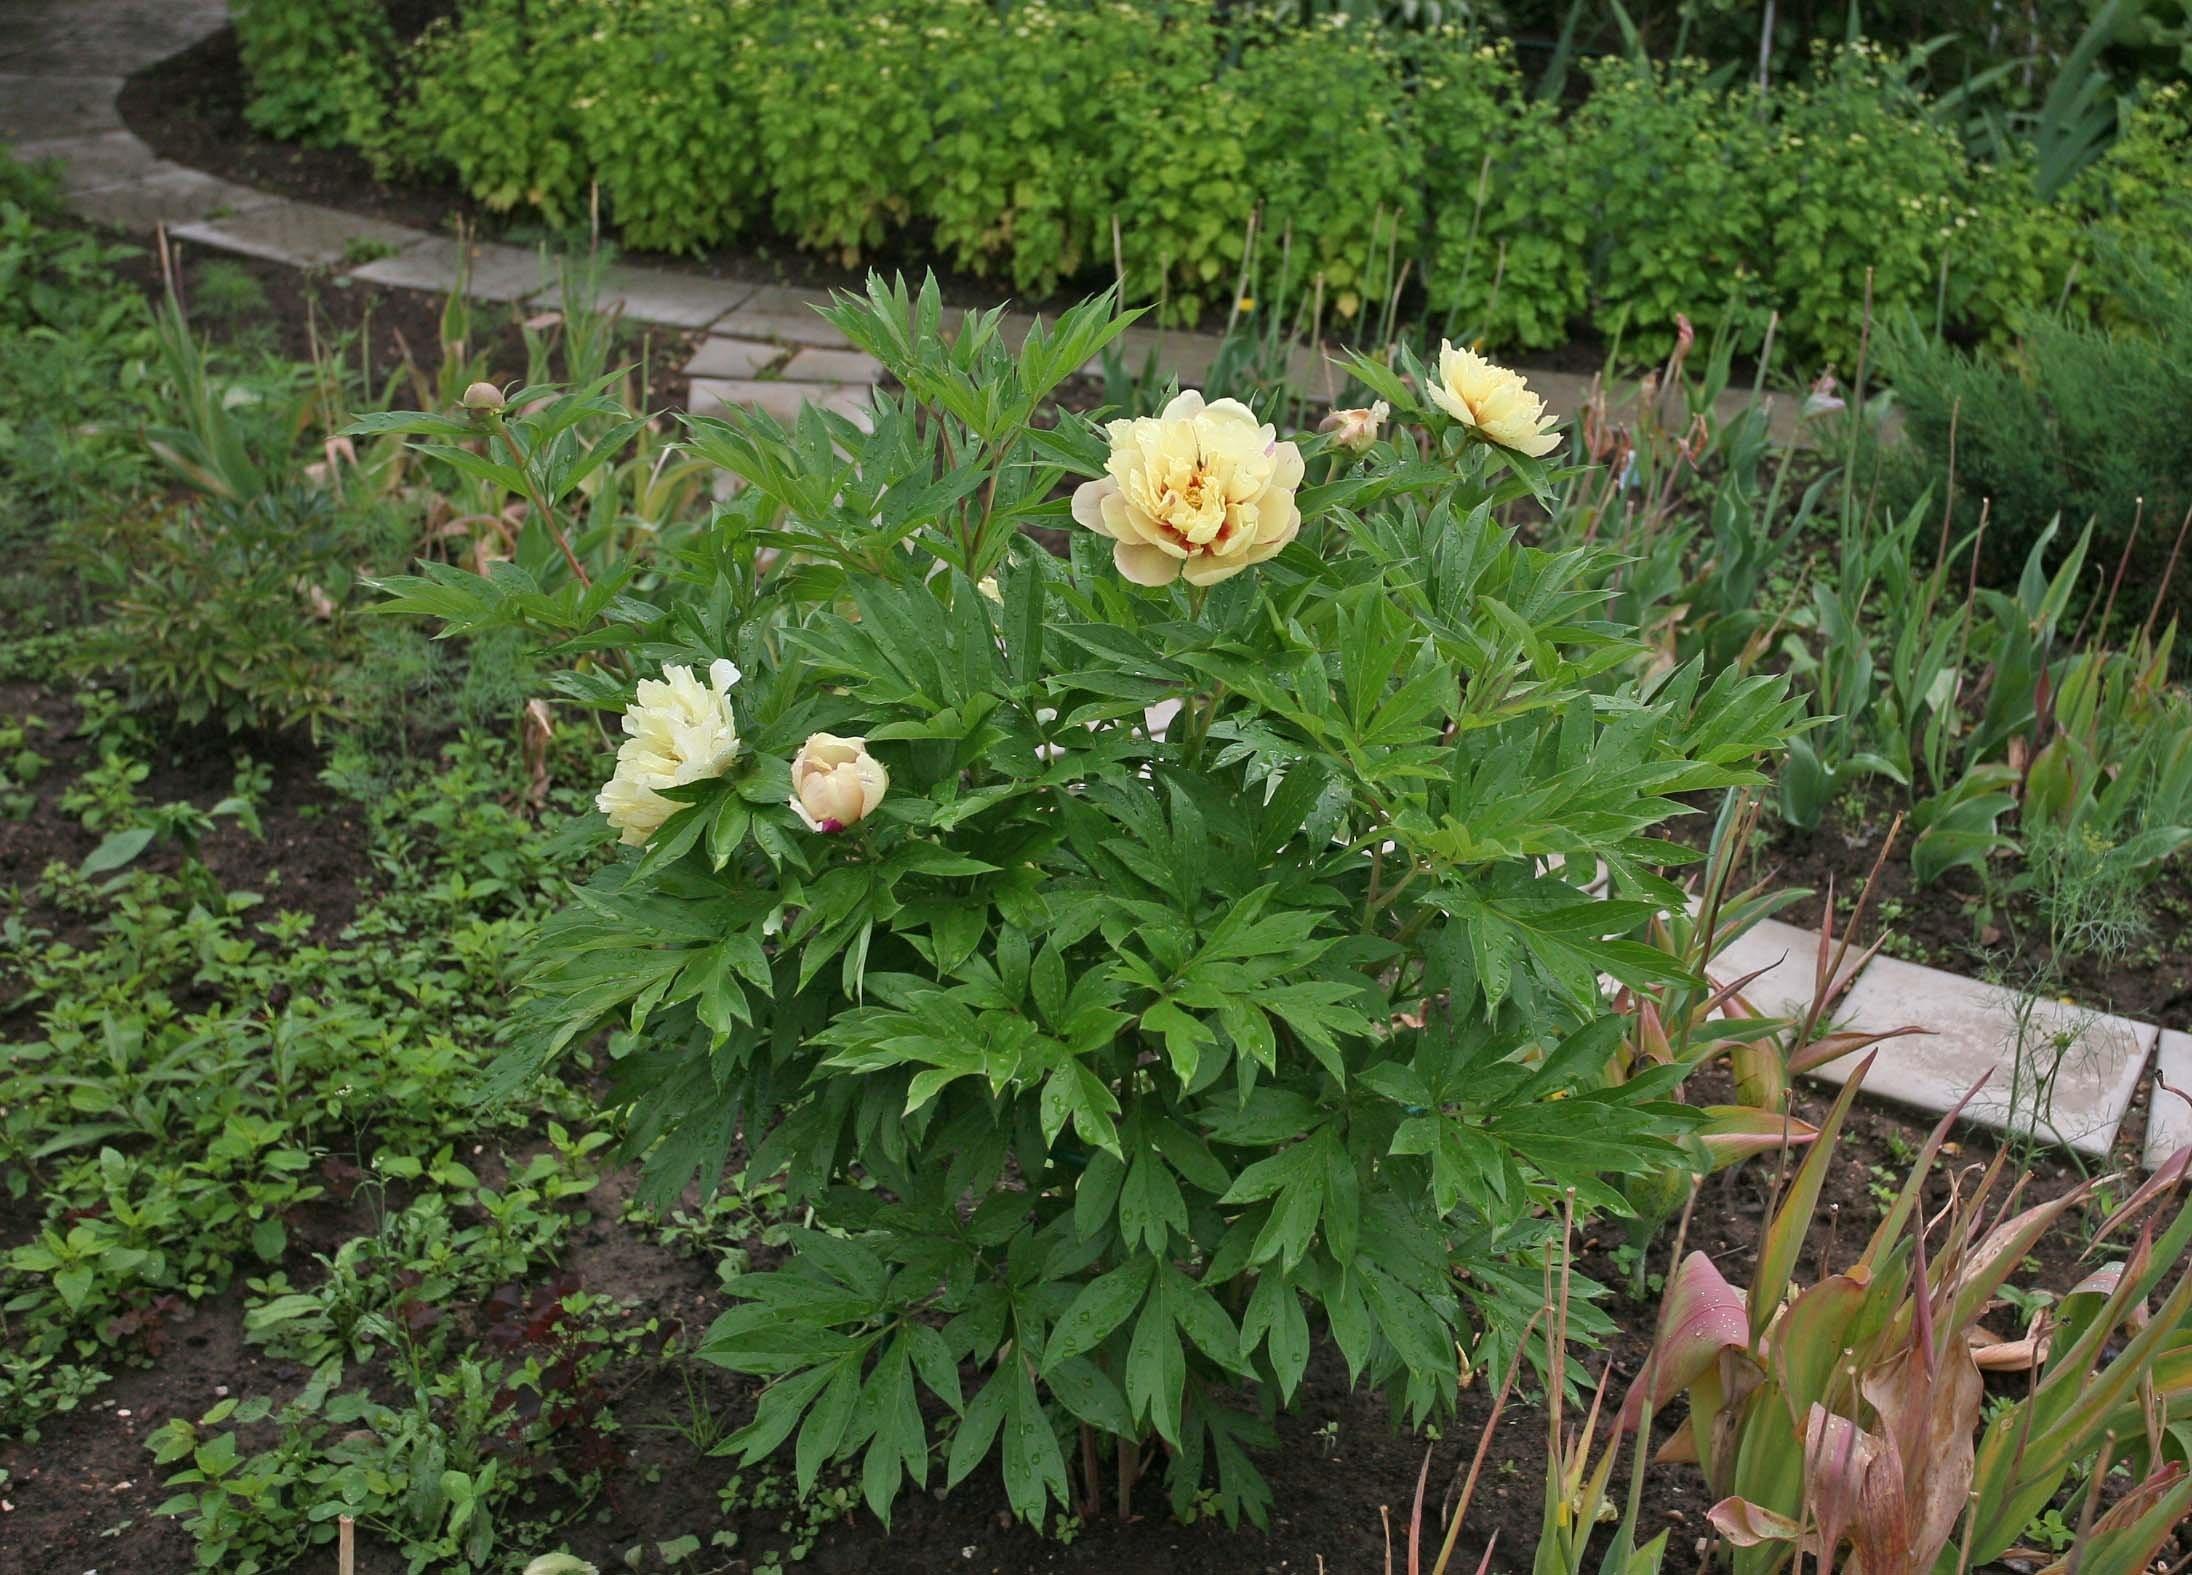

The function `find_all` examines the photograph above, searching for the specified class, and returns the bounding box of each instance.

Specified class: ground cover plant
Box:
[4,154,2191,1575]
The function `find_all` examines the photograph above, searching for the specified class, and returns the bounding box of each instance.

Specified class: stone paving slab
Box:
[0,0,226,76]
[66,166,280,231]
[685,336,788,381]
[531,265,749,330]
[1812,953,2156,1158]
[0,74,125,139]
[714,284,853,349]
[14,128,161,192]
[2146,1030,2192,1171]
[780,347,885,385]
[349,236,544,302]
[688,377,870,426]
[172,201,429,270]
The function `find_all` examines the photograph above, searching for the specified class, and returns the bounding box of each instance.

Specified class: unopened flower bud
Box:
[1319,401,1389,454]
[461,381,506,412]
[789,733,889,834]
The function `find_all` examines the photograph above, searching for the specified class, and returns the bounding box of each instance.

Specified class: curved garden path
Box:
[5,0,2184,1167]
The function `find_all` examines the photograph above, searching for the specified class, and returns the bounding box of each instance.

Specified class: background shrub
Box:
[229,0,396,152]
[1230,15,1421,327]
[917,0,1128,298]
[751,1,936,266]
[402,0,599,230]
[573,0,767,254]
[1568,59,1772,359]
[233,0,2186,367]
[1412,31,1586,350]
[1879,248,2192,648]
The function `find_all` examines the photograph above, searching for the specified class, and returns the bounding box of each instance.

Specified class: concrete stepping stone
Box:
[714,284,853,349]
[1812,952,2157,1158]
[0,73,125,139]
[689,377,871,430]
[2145,1030,2192,1172]
[530,265,749,330]
[14,128,161,192]
[780,346,884,385]
[68,166,278,231]
[172,201,427,270]
[684,336,788,381]
[349,236,544,302]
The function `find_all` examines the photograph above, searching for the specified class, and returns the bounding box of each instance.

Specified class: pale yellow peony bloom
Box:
[789,733,889,834]
[1426,343,1561,457]
[1070,390,1305,587]
[1319,401,1389,454]
[596,659,742,847]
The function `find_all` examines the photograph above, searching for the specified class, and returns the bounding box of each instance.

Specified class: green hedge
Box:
[230,0,2192,366]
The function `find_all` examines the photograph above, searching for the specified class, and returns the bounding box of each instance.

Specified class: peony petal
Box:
[1114,541,1182,585]
[1159,389,1206,422]
[1071,478,1118,533]
[1181,553,1247,587]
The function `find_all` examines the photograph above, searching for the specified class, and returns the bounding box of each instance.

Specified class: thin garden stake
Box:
[2138,501,2192,650]
[2096,495,2144,638]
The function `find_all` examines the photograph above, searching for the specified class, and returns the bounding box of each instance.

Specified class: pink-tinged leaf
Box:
[1787,1022,1930,1076]
[1651,1416,1699,1465]
[1619,1252,1748,1433]
[1803,1406,1908,1573]
[1970,1332,2046,1371]
[1705,1496,1803,1547]
[1945,1182,2098,1335]
[1859,1344,1984,1569]
[1753,1054,1873,1344]
[1693,1106,1820,1171]
[2088,1145,2188,1250]
[1768,1270,1873,1415]
[1702,959,1780,1017]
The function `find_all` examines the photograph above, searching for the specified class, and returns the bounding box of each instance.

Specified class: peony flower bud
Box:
[461,381,507,412]
[789,733,889,834]
[1069,391,1305,587]
[595,659,742,846]
[1319,401,1389,454]
[1426,343,1560,458]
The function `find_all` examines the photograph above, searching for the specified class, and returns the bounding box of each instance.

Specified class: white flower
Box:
[1070,390,1305,587]
[595,659,742,847]
[789,733,889,833]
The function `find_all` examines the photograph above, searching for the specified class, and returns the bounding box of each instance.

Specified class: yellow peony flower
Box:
[789,733,889,834]
[1070,390,1305,587]
[1426,342,1561,458]
[596,659,742,847]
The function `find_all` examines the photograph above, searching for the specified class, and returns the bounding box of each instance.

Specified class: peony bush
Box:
[361,278,1800,1527]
